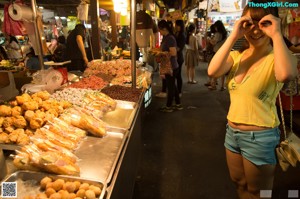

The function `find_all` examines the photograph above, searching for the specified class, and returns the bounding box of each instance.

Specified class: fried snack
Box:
[25,128,35,136]
[9,100,18,106]
[2,117,13,128]
[4,126,15,134]
[11,106,22,117]
[35,110,46,120]
[32,96,43,107]
[44,112,56,122]
[24,110,35,122]
[30,117,44,129]
[22,101,39,111]
[51,117,86,138]
[16,93,32,105]
[13,115,27,128]
[0,127,3,133]
[0,117,4,127]
[14,129,30,145]
[60,100,72,109]
[40,100,52,111]
[72,114,106,137]
[34,91,51,101]
[8,130,19,142]
[0,105,12,117]
[0,132,9,143]
[46,109,59,117]
[13,152,40,171]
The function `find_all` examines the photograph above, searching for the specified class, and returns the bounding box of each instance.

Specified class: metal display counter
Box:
[0,92,145,199]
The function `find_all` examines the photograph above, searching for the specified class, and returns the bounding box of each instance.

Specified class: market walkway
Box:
[133,61,300,199]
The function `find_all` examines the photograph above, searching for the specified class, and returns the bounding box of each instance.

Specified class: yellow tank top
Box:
[226,50,283,128]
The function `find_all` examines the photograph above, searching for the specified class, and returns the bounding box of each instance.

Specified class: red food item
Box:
[67,75,108,90]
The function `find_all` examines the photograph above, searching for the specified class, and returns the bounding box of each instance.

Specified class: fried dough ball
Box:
[49,193,62,199]
[40,101,52,111]
[52,179,65,191]
[2,117,13,128]
[40,176,52,189]
[58,190,69,199]
[16,93,31,105]
[76,189,86,198]
[0,117,4,127]
[22,101,39,111]
[64,181,76,193]
[23,196,35,199]
[73,181,81,192]
[0,132,9,143]
[68,193,76,199]
[89,185,101,196]
[85,190,96,199]
[30,117,44,129]
[79,183,89,190]
[13,115,27,128]
[35,193,48,199]
[11,106,22,116]
[0,105,12,116]
[32,96,43,107]
[46,182,54,189]
[24,110,35,122]
[45,187,56,197]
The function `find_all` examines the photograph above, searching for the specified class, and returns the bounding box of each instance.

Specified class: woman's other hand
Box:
[230,16,254,41]
[258,14,282,39]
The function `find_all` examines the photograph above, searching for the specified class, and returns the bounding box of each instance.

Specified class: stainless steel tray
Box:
[102,100,137,130]
[75,129,127,184]
[0,170,106,199]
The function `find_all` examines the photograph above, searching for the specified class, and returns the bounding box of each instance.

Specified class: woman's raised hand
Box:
[230,16,254,41]
[258,14,282,39]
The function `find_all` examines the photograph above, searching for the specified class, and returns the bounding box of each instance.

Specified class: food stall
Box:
[0,58,151,199]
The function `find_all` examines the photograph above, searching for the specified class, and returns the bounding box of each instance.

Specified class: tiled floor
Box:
[132,62,300,199]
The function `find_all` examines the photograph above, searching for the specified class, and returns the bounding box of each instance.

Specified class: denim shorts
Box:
[224,124,280,165]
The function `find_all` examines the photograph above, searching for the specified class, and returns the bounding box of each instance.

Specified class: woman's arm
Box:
[76,35,88,65]
[259,14,298,82]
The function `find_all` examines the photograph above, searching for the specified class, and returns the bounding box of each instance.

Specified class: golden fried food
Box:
[8,130,19,142]
[45,188,56,198]
[0,105,12,116]
[52,179,65,191]
[89,185,101,196]
[4,126,15,134]
[34,91,51,101]
[16,93,31,105]
[22,101,39,111]
[13,115,27,128]
[25,128,34,136]
[11,106,23,117]
[32,96,43,107]
[9,100,18,106]
[35,110,46,119]
[85,189,96,199]
[24,110,35,122]
[2,117,13,128]
[0,127,3,133]
[40,176,52,190]
[40,100,52,111]
[46,109,59,117]
[0,117,4,127]
[44,113,55,122]
[60,101,72,109]
[30,117,44,129]
[0,132,9,143]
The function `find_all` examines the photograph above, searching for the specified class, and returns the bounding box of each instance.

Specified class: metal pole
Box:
[31,0,44,70]
[130,0,136,89]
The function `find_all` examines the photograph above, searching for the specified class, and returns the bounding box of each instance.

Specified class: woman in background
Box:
[175,20,186,96]
[185,23,200,84]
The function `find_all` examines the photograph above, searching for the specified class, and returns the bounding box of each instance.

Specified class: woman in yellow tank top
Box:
[208,0,298,198]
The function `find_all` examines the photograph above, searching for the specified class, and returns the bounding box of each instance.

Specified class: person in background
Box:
[208,0,297,198]
[5,35,22,60]
[65,24,88,72]
[207,20,228,90]
[185,23,200,84]
[52,35,66,62]
[155,20,174,98]
[155,20,182,112]
[284,36,300,53]
[175,19,186,97]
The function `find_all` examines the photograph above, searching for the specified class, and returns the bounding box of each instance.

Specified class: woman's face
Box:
[243,11,270,48]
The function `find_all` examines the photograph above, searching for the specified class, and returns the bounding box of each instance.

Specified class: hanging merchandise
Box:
[77,2,89,21]
[2,3,27,36]
[8,3,33,22]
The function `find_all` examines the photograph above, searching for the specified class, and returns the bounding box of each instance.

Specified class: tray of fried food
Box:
[13,142,80,176]
[0,91,72,149]
[0,170,105,199]
[60,106,107,138]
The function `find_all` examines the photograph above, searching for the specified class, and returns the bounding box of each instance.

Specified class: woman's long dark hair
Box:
[214,20,227,41]
[175,20,185,35]
[186,23,195,44]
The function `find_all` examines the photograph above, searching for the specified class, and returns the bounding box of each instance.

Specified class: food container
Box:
[0,149,7,181]
[0,170,106,199]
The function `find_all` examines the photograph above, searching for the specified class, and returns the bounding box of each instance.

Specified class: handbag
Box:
[276,79,300,171]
